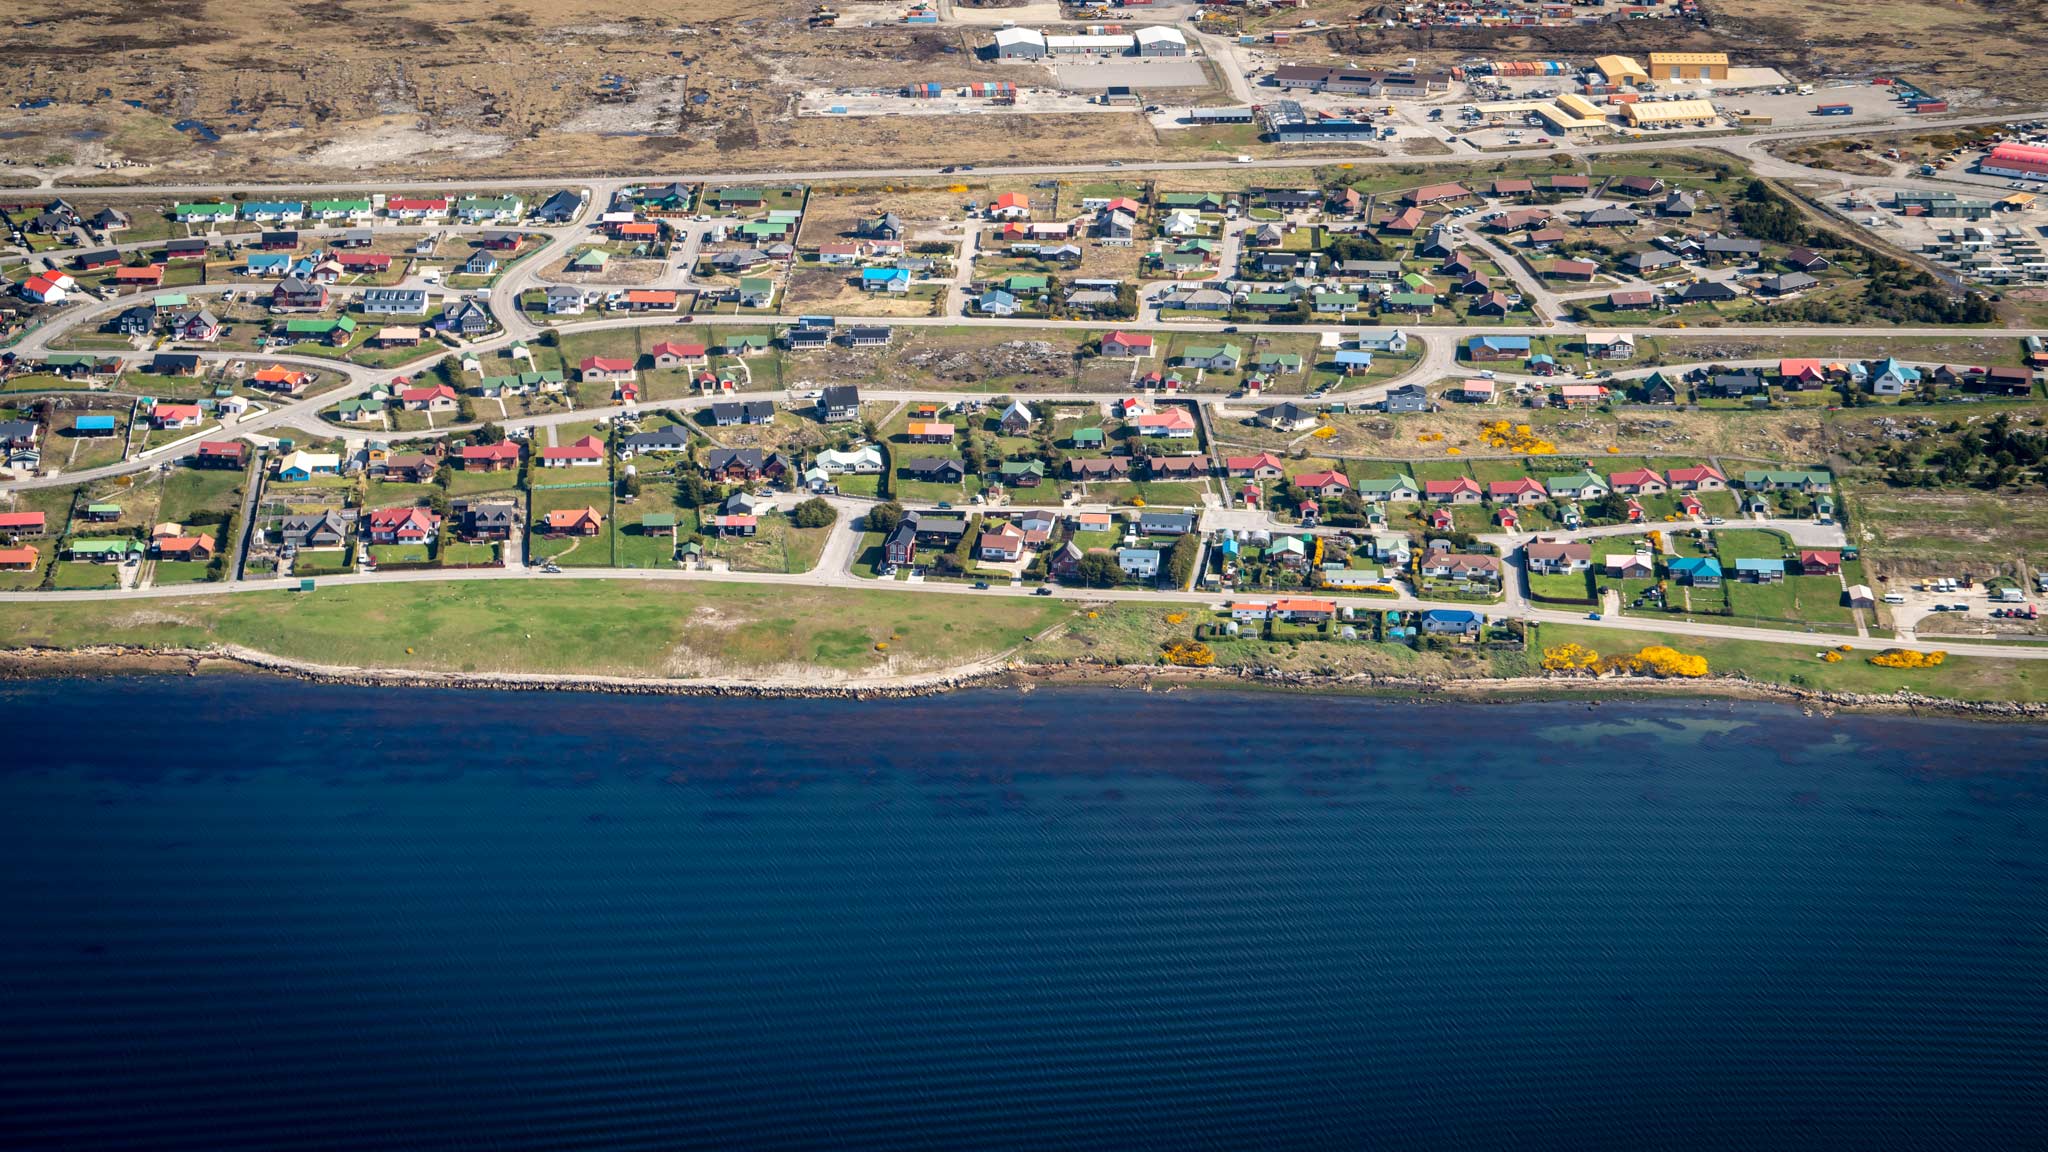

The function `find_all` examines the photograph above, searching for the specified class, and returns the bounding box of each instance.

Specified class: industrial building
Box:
[1622,98,1721,129]
[1470,95,1612,139]
[1982,142,2048,181]
[1260,100,1380,143]
[993,26,1186,59]
[1191,106,1255,124]
[1271,65,1385,96]
[1646,52,1729,81]
[1594,55,1648,86]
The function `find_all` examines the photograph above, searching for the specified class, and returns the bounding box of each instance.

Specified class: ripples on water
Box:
[0,680,2044,1150]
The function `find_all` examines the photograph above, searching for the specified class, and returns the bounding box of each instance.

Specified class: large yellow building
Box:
[1623,98,1722,128]
[1647,52,1730,81]
[1594,55,1648,86]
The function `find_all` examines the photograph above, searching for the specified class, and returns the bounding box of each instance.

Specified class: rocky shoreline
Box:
[1,644,2043,720]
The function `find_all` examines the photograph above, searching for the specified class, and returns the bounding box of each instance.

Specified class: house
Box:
[1608,468,1668,496]
[1668,556,1723,587]
[1734,557,1787,583]
[545,286,588,315]
[1554,384,1606,409]
[151,352,203,376]
[544,507,606,536]
[712,400,777,427]
[1102,331,1154,359]
[1293,470,1350,499]
[1488,477,1547,506]
[1357,474,1420,503]
[461,250,500,277]
[1703,372,1765,399]
[113,302,159,336]
[989,192,1031,220]
[1545,470,1609,500]
[906,421,955,444]
[903,457,966,483]
[458,442,522,471]
[1798,549,1843,576]
[816,385,861,423]
[1546,260,1599,282]
[620,290,679,313]
[1759,272,1819,296]
[621,426,692,457]
[997,401,1036,434]
[1777,358,1829,388]
[193,441,246,470]
[1419,609,1482,638]
[1118,548,1162,580]
[250,365,312,393]
[539,436,607,468]
[815,445,883,475]
[1425,476,1483,505]
[275,450,341,482]
[1139,511,1196,537]
[709,514,758,538]
[1134,407,1197,439]
[166,308,221,342]
[1609,290,1660,311]
[534,189,585,223]
[1420,552,1501,584]
[0,509,44,536]
[270,276,328,312]
[702,448,788,482]
[1666,465,1727,491]
[148,402,203,430]
[1583,333,1636,360]
[277,511,349,549]
[882,521,920,569]
[366,506,441,545]
[978,288,1020,316]
[1742,470,1830,493]
[400,383,459,412]
[578,356,636,384]
[1604,551,1656,580]
[1384,383,1429,414]
[1225,451,1286,480]
[0,545,36,571]
[1525,538,1592,574]
[441,298,493,336]
[997,460,1047,488]
[1865,357,1921,395]
[978,522,1028,562]
[1701,236,1764,263]
[844,326,893,348]
[1466,335,1531,362]
[1179,343,1242,372]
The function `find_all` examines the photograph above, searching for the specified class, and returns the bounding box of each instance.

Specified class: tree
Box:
[618,471,642,500]
[1076,550,1123,588]
[1165,532,1199,588]
[865,501,906,533]
[472,422,505,445]
[790,497,837,528]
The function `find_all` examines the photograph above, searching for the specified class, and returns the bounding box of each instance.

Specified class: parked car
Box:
[973,581,991,590]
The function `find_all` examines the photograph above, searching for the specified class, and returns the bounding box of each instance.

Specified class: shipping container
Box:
[903,82,942,98]
[1815,103,1854,116]
[1911,101,1949,113]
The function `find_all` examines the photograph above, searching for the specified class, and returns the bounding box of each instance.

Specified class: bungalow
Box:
[1420,552,1501,584]
[1357,474,1420,503]
[1546,259,1599,282]
[1608,468,1668,496]
[1064,457,1130,482]
[539,435,607,468]
[112,264,166,289]
[1554,384,1606,409]
[1419,609,1482,638]
[194,441,246,470]
[621,289,679,312]
[1668,556,1723,587]
[815,445,883,475]
[904,457,967,483]
[149,402,203,430]
[997,460,1047,488]
[1798,549,1843,576]
[151,352,203,376]
[0,509,46,537]
[1293,470,1350,499]
[1545,470,1609,500]
[1179,342,1242,372]
[400,383,460,412]
[277,510,350,549]
[711,400,777,427]
[250,365,312,393]
[620,427,692,457]
[1701,236,1764,263]
[977,521,1028,562]
[1759,272,1819,297]
[336,251,392,274]
[1425,476,1483,504]
[1405,182,1471,206]
[1734,557,1787,583]
[0,545,37,571]
[1525,538,1592,574]
[906,421,955,444]
[1466,335,1531,362]
[1676,281,1739,304]
[702,448,788,482]
[1609,290,1660,311]
[1741,470,1831,493]
[1666,465,1726,491]
[1134,408,1198,439]
[1102,331,1154,359]
[544,507,606,537]
[1777,358,1828,388]
[366,506,442,545]
[988,192,1031,220]
[1225,451,1286,481]
[459,441,522,471]
[1702,371,1765,400]
[1604,552,1656,580]
[1622,250,1684,276]
[275,450,341,482]
[372,325,424,348]
[1488,477,1547,505]
[578,356,637,384]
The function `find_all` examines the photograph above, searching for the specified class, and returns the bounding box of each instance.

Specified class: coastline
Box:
[3,643,2043,721]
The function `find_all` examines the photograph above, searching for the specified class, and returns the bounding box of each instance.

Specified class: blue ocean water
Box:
[0,678,2044,1151]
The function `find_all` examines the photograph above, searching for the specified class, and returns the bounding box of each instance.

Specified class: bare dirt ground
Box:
[2,0,1255,183]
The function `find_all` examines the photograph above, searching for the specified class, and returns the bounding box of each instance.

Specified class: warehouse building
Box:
[1260,100,1380,143]
[1594,55,1648,86]
[1134,27,1188,57]
[1271,65,1385,96]
[1622,98,1721,129]
[1647,52,1730,81]
[993,28,1047,59]
[1982,143,2048,181]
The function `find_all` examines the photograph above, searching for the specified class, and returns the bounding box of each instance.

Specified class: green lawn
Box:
[52,563,122,590]
[149,560,214,585]
[1527,571,1595,603]
[158,465,247,524]
[442,542,500,566]
[367,544,434,566]
[0,581,1073,678]
[445,468,522,497]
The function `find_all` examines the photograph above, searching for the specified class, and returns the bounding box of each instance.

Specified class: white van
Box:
[1882,593,1907,604]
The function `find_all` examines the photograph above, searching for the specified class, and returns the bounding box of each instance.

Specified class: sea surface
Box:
[1,678,2045,1151]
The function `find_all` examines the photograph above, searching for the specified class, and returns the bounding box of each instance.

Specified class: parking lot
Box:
[1052,59,1209,91]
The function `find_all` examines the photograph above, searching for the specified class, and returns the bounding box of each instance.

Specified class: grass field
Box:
[0,581,1072,680]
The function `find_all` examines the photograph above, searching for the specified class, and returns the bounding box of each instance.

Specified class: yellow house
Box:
[1647,51,1729,81]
